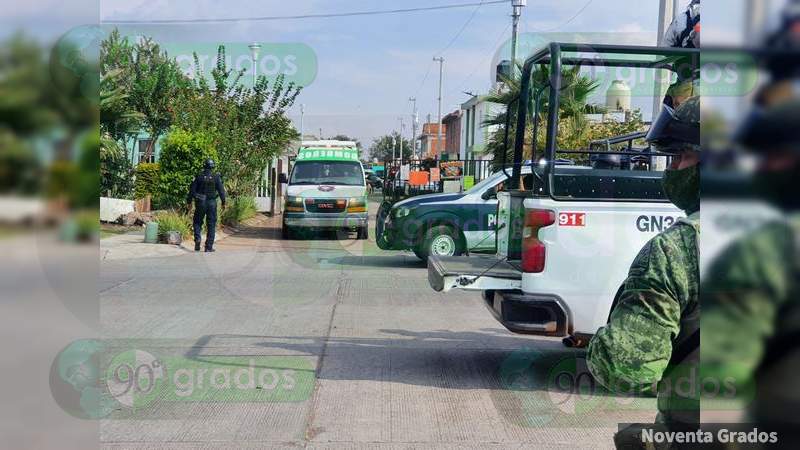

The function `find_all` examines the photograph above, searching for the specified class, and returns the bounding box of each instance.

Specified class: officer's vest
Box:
[202,172,218,199]
[658,212,700,429]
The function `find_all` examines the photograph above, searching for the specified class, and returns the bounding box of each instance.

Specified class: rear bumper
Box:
[284,213,367,228]
[482,291,571,336]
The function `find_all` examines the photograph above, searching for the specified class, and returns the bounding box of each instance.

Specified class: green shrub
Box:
[74,209,100,241]
[0,132,42,195]
[134,163,160,199]
[157,128,217,209]
[45,161,79,200]
[221,196,257,226]
[101,136,134,199]
[76,130,101,208]
[154,210,191,240]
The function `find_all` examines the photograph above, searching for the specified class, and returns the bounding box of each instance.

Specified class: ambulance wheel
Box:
[419,225,464,260]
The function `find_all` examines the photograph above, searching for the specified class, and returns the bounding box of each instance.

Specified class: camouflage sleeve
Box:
[587,229,690,394]
[700,221,793,392]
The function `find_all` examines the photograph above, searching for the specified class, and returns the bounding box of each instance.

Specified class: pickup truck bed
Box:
[428,255,522,292]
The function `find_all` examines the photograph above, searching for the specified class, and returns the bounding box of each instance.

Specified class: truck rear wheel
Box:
[417,225,464,261]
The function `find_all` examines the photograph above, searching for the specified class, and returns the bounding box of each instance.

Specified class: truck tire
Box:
[417,225,464,261]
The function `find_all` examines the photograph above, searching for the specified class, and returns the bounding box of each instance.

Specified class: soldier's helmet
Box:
[734,87,800,154]
[646,96,701,155]
[204,159,215,170]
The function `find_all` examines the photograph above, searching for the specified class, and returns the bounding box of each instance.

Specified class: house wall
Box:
[460,97,502,160]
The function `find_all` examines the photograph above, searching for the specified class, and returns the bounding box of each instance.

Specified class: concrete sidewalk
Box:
[99,216,260,262]
[100,233,192,261]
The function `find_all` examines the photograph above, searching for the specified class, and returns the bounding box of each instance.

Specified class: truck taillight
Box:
[521,209,555,273]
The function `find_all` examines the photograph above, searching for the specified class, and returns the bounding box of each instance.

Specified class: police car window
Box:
[465,172,506,194]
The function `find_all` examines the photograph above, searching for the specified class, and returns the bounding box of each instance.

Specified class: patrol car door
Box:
[463,179,504,252]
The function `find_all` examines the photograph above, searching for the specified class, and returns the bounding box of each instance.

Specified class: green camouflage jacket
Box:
[587,212,699,425]
[700,214,800,423]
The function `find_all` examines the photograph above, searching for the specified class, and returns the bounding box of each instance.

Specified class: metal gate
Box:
[254,165,272,213]
[382,158,493,204]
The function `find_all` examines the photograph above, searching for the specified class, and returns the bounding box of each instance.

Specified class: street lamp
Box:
[248,42,262,87]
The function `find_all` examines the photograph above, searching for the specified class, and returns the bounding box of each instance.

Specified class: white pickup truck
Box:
[428,42,699,346]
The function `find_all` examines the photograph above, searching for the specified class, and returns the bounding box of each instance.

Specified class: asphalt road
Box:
[95,200,658,449]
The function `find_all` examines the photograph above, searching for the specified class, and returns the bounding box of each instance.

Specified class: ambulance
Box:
[281,141,369,239]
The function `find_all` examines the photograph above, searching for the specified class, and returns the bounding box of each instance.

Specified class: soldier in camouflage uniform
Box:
[701,5,800,433]
[587,97,701,445]
[702,83,800,428]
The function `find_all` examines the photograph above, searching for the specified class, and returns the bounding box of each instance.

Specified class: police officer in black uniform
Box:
[187,159,226,252]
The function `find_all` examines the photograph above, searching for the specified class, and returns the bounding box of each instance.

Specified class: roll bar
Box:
[508,42,700,190]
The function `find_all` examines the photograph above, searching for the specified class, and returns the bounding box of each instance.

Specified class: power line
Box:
[102,0,508,24]
[448,22,512,98]
[434,0,486,57]
[413,60,435,98]
[450,0,595,98]
[529,0,594,32]
[413,0,487,119]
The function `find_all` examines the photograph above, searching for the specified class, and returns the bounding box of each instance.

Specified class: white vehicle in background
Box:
[280,141,369,240]
[427,43,698,346]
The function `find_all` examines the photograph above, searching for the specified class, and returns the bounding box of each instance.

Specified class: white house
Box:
[459,95,502,161]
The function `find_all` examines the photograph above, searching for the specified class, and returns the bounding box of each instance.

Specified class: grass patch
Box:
[221,196,258,227]
[154,210,192,240]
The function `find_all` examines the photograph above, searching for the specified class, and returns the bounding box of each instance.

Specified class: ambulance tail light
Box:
[521,209,555,273]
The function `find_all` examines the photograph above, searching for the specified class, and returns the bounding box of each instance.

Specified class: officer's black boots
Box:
[205,248,215,253]
[194,242,201,252]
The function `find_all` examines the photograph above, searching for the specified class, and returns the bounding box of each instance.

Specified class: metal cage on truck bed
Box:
[504,42,699,201]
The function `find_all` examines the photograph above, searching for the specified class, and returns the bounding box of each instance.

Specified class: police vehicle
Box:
[280,141,369,240]
[427,43,698,346]
[377,166,537,260]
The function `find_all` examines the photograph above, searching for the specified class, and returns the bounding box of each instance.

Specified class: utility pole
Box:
[319,128,323,140]
[248,42,261,87]
[510,1,526,74]
[652,0,677,171]
[409,97,418,157]
[398,117,406,160]
[391,133,396,161]
[433,56,444,158]
[299,104,305,141]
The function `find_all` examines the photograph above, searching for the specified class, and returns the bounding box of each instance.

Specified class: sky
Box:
[1,0,785,147]
[96,0,666,147]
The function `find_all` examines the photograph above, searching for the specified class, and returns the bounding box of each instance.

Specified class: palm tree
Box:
[485,63,601,169]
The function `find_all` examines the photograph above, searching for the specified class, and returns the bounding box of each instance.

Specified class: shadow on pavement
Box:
[325,254,426,269]
[181,329,644,400]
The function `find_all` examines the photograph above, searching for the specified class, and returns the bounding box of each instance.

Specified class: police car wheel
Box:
[423,225,464,259]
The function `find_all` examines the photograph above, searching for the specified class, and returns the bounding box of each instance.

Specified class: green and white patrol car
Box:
[377,166,533,260]
[281,141,369,240]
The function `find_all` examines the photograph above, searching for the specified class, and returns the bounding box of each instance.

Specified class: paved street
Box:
[98,201,658,449]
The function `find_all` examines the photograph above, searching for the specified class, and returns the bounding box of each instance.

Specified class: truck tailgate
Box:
[428,255,522,292]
